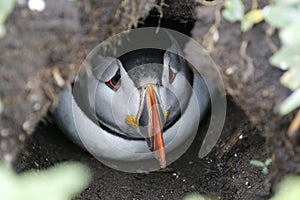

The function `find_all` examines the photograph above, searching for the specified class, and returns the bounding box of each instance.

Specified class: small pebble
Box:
[206,158,213,164]
[33,103,41,111]
[225,68,234,75]
[172,172,180,179]
[239,134,243,139]
[1,129,9,137]
[26,81,34,89]
[34,162,39,167]
[22,121,31,131]
[28,0,46,12]
[4,154,13,164]
[19,134,26,141]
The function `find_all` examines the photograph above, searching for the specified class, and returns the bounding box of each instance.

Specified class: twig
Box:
[215,122,255,159]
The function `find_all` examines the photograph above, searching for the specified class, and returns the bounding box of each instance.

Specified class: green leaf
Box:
[270,47,300,70]
[262,167,269,175]
[264,158,272,166]
[270,176,300,200]
[274,0,300,6]
[280,23,300,48]
[280,68,300,90]
[279,89,300,115]
[0,0,16,38]
[0,0,16,23]
[245,9,264,24]
[184,194,214,200]
[241,18,253,32]
[250,160,265,167]
[0,165,18,200]
[263,5,300,29]
[241,9,264,32]
[222,0,245,23]
[0,162,91,200]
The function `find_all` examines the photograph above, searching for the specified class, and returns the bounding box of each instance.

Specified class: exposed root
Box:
[264,25,278,53]
[288,110,300,141]
[52,67,65,88]
[240,40,255,82]
[202,4,222,53]
[154,0,169,34]
[251,0,258,9]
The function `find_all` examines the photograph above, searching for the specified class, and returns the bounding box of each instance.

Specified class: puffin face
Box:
[94,49,193,168]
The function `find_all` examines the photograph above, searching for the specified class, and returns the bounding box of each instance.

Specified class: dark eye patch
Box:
[105,68,121,91]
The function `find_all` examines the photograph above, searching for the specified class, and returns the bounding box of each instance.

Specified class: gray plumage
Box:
[53,31,210,172]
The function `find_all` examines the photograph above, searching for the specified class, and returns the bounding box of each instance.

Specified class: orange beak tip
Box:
[153,151,166,168]
[147,85,167,168]
[160,158,167,169]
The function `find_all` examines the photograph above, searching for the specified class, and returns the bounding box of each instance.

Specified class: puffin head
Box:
[92,38,193,168]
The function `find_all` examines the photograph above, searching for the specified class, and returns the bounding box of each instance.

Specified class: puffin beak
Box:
[138,85,166,168]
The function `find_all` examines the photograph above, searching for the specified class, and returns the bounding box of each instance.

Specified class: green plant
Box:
[0,162,91,200]
[264,1,300,115]
[222,0,244,23]
[222,0,264,32]
[0,0,16,38]
[184,194,216,200]
[250,158,272,175]
[270,176,300,200]
[223,0,300,124]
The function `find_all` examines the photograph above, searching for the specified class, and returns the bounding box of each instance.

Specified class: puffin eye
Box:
[169,66,176,84]
[105,69,121,91]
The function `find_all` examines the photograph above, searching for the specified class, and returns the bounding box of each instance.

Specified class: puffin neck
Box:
[97,120,145,141]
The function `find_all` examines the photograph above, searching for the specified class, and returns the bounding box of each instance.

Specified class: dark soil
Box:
[0,0,154,163]
[15,98,271,200]
[188,2,300,189]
